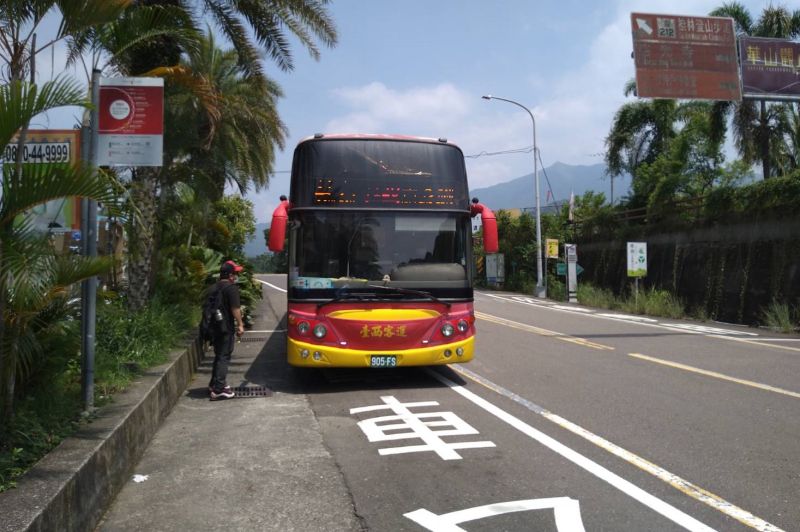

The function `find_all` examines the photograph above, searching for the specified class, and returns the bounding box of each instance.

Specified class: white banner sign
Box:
[627,242,647,277]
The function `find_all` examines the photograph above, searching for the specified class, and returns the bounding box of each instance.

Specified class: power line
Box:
[464,146,533,159]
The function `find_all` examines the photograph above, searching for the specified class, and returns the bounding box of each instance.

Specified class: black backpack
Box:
[199,283,229,342]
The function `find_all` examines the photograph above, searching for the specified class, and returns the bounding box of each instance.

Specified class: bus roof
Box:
[297,133,458,147]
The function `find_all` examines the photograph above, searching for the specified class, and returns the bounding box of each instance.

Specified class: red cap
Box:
[221,260,243,276]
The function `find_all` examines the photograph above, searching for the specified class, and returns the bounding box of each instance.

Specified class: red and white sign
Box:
[97,77,163,166]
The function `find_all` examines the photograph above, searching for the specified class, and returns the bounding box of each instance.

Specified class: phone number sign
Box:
[3,130,78,164]
[631,12,741,101]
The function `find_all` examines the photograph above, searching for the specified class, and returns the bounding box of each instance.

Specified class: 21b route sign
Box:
[631,13,741,101]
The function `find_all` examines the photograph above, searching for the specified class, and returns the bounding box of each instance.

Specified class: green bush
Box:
[760,300,797,333]
[546,273,566,302]
[94,295,195,397]
[1,295,195,492]
[577,283,618,309]
[622,287,685,318]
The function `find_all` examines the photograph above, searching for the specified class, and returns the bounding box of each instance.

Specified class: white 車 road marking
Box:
[350,396,495,460]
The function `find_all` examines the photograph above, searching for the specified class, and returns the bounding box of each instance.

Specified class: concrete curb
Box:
[0,337,204,532]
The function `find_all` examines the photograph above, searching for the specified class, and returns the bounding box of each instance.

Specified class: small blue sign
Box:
[72,230,81,241]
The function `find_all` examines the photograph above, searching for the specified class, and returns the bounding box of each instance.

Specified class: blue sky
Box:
[32,0,774,221]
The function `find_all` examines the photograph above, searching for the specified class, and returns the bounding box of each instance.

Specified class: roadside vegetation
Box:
[0,0,337,492]
[472,2,800,332]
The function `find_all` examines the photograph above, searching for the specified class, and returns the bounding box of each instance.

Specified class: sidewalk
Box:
[96,286,362,531]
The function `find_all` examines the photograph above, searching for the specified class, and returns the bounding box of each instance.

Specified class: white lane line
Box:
[255,279,287,292]
[429,367,784,532]
[629,353,800,400]
[474,292,800,355]
[705,335,800,354]
[552,305,594,313]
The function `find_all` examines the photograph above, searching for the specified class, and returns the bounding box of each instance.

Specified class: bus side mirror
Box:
[470,200,498,254]
[268,198,290,252]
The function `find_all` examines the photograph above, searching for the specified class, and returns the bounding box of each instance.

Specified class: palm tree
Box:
[710,2,800,178]
[0,1,134,423]
[0,78,122,421]
[102,0,337,311]
[173,31,287,198]
[604,80,684,204]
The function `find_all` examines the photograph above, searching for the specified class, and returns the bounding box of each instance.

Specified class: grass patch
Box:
[576,283,618,309]
[622,288,686,319]
[760,301,797,333]
[0,295,195,492]
[574,283,687,320]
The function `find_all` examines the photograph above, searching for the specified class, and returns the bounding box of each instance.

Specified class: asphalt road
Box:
[101,274,800,531]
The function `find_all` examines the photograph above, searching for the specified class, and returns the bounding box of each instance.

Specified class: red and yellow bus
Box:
[268,134,498,368]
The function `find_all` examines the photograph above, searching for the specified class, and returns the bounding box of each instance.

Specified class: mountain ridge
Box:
[470,162,630,211]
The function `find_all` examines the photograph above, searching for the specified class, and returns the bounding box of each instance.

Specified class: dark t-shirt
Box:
[214,279,240,333]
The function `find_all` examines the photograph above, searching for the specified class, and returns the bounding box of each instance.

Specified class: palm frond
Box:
[97,4,201,71]
[755,5,795,38]
[0,163,123,226]
[55,0,131,40]
[204,0,266,75]
[710,2,753,34]
[0,77,87,148]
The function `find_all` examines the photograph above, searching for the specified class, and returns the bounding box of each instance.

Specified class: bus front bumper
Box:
[287,336,474,367]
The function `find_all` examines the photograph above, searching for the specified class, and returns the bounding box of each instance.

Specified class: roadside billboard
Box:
[3,129,82,231]
[631,13,741,101]
[740,37,800,101]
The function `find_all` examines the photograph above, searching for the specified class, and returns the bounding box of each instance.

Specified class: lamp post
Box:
[482,95,545,298]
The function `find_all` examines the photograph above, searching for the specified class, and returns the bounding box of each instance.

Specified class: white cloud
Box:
[326,82,471,134]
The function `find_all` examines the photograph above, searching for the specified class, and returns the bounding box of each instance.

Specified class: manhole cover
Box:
[231,386,273,398]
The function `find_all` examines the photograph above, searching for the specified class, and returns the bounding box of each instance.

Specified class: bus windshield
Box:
[290,211,470,296]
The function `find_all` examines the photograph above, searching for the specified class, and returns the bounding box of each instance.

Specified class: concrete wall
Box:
[0,338,204,532]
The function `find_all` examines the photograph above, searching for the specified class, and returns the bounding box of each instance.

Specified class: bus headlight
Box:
[457,319,469,333]
[441,323,454,337]
[313,324,327,338]
[297,321,310,334]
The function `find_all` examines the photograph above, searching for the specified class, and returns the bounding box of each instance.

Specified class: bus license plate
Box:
[370,355,397,368]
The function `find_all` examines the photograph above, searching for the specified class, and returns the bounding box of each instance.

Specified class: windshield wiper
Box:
[317,291,386,310]
[316,286,451,310]
[366,285,451,309]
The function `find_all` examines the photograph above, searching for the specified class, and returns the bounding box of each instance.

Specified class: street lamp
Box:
[482,94,545,298]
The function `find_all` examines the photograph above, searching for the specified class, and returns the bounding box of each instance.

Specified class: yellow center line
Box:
[629,353,800,400]
[475,311,615,351]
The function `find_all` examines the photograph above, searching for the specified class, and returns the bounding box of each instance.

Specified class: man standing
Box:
[209,260,245,400]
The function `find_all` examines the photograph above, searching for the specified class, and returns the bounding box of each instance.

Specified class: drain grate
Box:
[231,386,273,398]
[238,336,268,343]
